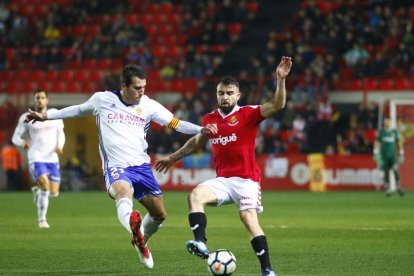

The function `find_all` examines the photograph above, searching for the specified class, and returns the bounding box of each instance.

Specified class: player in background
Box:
[25,64,217,269]
[155,56,292,276]
[374,117,405,197]
[12,90,65,228]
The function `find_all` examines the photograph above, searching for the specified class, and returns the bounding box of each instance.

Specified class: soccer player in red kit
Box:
[155,56,292,276]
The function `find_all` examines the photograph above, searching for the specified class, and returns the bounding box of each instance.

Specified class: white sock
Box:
[37,190,50,222]
[142,213,163,244]
[116,198,133,234]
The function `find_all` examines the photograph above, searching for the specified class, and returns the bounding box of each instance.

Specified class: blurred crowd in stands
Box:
[0,0,412,157]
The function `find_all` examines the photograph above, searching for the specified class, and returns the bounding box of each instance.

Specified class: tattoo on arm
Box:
[170,136,199,162]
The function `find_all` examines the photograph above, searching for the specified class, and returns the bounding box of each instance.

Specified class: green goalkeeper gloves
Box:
[374,154,382,167]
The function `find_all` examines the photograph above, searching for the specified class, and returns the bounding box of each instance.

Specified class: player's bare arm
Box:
[155,132,210,174]
[260,56,292,118]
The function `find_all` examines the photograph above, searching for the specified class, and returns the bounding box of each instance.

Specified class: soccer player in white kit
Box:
[155,57,292,276]
[25,64,217,269]
[12,90,65,229]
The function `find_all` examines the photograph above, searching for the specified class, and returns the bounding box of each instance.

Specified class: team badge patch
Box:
[136,107,142,115]
[228,115,238,126]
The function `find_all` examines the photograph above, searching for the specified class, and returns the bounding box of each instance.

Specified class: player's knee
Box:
[49,192,59,198]
[239,210,255,225]
[153,211,167,222]
[188,189,204,205]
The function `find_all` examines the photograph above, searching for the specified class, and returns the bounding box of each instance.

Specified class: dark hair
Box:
[120,64,146,86]
[218,76,239,88]
[34,89,48,97]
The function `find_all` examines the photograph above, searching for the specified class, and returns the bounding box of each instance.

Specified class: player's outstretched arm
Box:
[155,132,210,174]
[260,56,292,118]
[25,100,96,124]
[24,109,47,124]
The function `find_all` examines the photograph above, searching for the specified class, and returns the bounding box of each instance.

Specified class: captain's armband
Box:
[167,117,180,129]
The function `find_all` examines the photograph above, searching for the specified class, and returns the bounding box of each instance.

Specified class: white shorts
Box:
[199,177,263,213]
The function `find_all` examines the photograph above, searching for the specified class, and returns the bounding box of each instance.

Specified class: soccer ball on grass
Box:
[207,249,237,275]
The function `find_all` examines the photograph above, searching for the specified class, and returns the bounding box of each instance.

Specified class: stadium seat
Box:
[83,59,98,69]
[45,71,58,81]
[0,71,13,81]
[60,70,74,82]
[140,14,153,25]
[15,70,30,80]
[66,81,79,93]
[50,81,65,93]
[31,70,44,82]
[167,14,181,25]
[167,47,182,59]
[36,81,50,91]
[87,25,100,37]
[378,79,393,90]
[348,80,362,90]
[89,70,101,82]
[124,14,138,25]
[98,59,112,70]
[153,14,167,25]
[228,23,242,36]
[246,2,259,13]
[170,80,184,92]
[74,70,89,82]
[363,79,378,91]
[159,2,173,13]
[333,79,346,90]
[80,81,97,93]
[6,82,24,93]
[152,46,166,58]
[394,79,409,90]
[146,3,159,13]
[211,44,226,53]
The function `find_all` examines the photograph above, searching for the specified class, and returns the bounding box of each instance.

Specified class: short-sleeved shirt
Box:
[202,105,265,182]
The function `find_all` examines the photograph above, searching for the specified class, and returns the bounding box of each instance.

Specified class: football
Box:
[207,249,237,275]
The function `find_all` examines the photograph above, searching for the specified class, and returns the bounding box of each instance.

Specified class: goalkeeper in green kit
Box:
[373,117,405,197]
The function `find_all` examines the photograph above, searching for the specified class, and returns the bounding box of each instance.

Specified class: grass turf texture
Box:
[0,191,413,275]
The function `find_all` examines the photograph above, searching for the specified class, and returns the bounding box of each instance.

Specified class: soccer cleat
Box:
[186,240,209,259]
[130,210,154,269]
[397,189,405,197]
[262,269,277,276]
[38,220,50,228]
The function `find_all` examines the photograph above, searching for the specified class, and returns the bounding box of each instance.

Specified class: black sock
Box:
[189,212,207,243]
[251,235,272,272]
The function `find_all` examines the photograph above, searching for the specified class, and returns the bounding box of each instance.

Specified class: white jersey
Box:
[47,91,177,170]
[12,109,65,164]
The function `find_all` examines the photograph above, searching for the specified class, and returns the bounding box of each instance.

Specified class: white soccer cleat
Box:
[38,220,50,228]
[186,240,209,259]
[130,210,154,269]
[132,243,154,269]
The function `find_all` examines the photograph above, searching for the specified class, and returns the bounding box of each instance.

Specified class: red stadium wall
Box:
[153,154,413,191]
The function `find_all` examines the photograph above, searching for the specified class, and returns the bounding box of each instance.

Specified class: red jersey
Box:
[202,105,265,182]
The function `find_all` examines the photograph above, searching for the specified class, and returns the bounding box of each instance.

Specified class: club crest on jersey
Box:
[136,107,142,115]
[228,115,238,126]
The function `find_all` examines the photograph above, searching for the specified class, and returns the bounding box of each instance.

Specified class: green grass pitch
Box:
[0,191,413,275]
